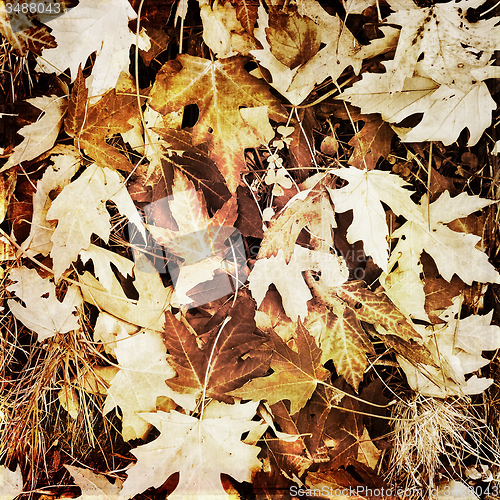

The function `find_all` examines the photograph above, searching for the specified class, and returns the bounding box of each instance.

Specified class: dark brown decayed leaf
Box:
[230,0,259,34]
[163,296,271,401]
[230,322,330,414]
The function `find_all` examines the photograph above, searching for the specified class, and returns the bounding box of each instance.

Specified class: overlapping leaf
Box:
[149,54,286,192]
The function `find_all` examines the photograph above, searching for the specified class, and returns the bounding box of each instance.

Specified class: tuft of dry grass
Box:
[386,393,500,494]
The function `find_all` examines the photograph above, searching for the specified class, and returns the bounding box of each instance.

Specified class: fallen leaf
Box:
[104,328,195,441]
[65,465,123,500]
[65,68,141,172]
[266,6,321,70]
[149,54,286,192]
[7,266,82,342]
[118,401,262,500]
[0,465,23,500]
[327,167,419,272]
[386,0,500,92]
[2,95,67,171]
[230,322,330,414]
[390,191,500,286]
[79,254,172,332]
[163,295,271,401]
[46,163,145,280]
[249,245,349,321]
[36,0,149,98]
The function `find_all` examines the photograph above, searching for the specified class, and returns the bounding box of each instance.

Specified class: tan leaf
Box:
[118,401,262,500]
[149,54,286,193]
[35,0,149,98]
[249,245,349,321]
[79,254,172,332]
[46,163,145,280]
[103,328,195,441]
[7,267,82,342]
[21,146,82,258]
[0,4,56,56]
[2,95,67,171]
[65,465,123,500]
[0,465,23,500]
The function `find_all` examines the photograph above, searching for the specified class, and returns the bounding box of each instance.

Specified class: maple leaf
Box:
[163,295,271,401]
[7,267,82,341]
[249,245,349,322]
[65,465,123,500]
[1,95,67,172]
[145,169,242,307]
[326,167,419,272]
[386,0,500,93]
[0,465,23,500]
[230,0,258,34]
[398,301,500,397]
[250,4,315,105]
[0,4,56,56]
[21,146,82,258]
[104,328,195,441]
[306,302,375,392]
[230,322,330,414]
[258,184,336,263]
[149,54,286,193]
[347,114,395,170]
[35,0,149,98]
[65,68,140,172]
[390,191,500,286]
[79,254,172,331]
[118,401,262,500]
[339,61,497,146]
[200,0,256,58]
[46,163,145,280]
[265,6,321,70]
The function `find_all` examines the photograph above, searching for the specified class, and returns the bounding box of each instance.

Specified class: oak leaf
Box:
[149,54,286,192]
[7,267,82,341]
[2,95,67,171]
[46,163,145,280]
[65,465,123,500]
[35,0,149,98]
[65,68,141,172]
[104,328,196,441]
[163,296,271,401]
[118,401,262,500]
[230,322,330,414]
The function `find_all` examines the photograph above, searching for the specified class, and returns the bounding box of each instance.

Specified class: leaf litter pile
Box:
[0,0,500,498]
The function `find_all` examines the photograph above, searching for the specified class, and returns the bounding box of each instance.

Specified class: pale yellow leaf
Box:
[2,95,67,171]
[7,267,82,342]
